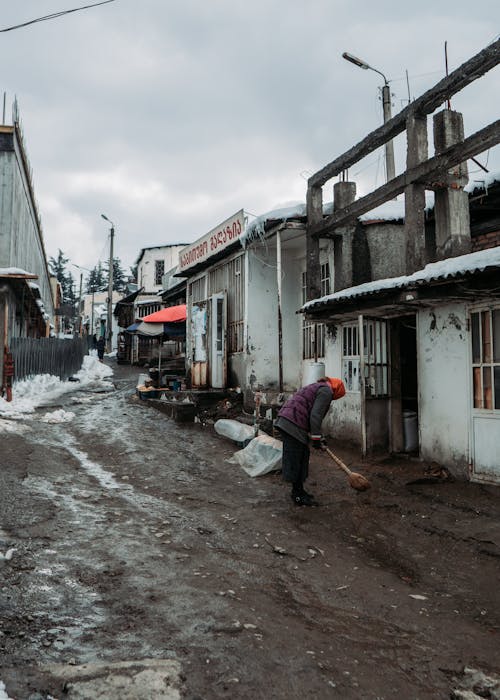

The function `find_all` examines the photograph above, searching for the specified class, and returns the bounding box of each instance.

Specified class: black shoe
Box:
[291,492,318,507]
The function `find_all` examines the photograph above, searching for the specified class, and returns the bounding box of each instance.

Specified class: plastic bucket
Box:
[302,361,325,387]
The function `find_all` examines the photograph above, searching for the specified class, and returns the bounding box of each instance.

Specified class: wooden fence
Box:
[10,337,90,382]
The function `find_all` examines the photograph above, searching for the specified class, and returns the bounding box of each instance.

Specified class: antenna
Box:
[405,69,412,104]
[2,92,5,123]
[444,41,451,109]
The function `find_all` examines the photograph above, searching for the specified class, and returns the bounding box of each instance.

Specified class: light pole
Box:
[342,52,396,182]
[101,214,115,353]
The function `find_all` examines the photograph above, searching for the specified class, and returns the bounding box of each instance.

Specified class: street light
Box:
[342,52,396,182]
[101,214,115,353]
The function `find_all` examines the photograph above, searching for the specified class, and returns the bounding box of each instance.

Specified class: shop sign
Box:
[179,209,245,273]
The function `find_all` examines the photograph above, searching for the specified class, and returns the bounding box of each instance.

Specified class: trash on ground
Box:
[227,434,282,477]
[214,418,258,445]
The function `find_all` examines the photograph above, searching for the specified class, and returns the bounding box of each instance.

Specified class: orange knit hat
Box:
[327,377,346,400]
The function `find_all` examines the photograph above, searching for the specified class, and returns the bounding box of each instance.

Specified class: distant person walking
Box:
[96,336,105,362]
[275,377,346,506]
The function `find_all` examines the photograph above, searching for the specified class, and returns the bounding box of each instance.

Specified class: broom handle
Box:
[325,447,354,477]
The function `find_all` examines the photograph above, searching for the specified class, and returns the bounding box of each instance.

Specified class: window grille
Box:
[155,260,165,286]
[189,277,207,304]
[302,264,330,360]
[226,255,244,353]
[471,308,500,410]
[342,319,389,396]
[205,255,245,354]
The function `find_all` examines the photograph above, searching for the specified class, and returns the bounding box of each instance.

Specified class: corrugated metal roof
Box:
[303,246,500,311]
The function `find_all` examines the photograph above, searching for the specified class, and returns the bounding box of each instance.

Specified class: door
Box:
[191,301,208,388]
[390,315,418,454]
[210,293,227,389]
[471,307,500,482]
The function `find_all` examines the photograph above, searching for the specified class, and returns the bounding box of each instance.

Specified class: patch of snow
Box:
[241,202,306,245]
[0,680,13,700]
[0,419,30,434]
[41,409,76,424]
[359,192,435,222]
[465,170,500,193]
[0,267,35,277]
[0,354,113,419]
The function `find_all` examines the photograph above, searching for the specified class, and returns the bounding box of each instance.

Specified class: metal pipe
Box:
[358,314,367,456]
[276,229,283,392]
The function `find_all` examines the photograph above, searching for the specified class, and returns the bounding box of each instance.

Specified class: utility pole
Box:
[381,83,395,182]
[77,272,83,335]
[101,214,115,353]
[107,226,114,353]
[342,52,396,182]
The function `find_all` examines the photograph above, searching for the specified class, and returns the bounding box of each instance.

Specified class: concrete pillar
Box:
[332,181,356,291]
[405,113,429,273]
[306,185,323,301]
[433,109,471,259]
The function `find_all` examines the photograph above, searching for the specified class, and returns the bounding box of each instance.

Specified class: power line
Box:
[0,0,116,33]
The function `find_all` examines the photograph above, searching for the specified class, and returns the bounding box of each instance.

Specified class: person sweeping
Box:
[275,377,346,506]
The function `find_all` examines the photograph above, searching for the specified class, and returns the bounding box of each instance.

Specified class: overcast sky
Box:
[2,0,499,277]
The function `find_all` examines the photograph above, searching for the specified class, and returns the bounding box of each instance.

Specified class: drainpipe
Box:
[276,229,283,392]
[358,313,367,456]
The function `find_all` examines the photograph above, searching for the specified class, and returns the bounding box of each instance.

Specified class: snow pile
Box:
[41,409,75,424]
[0,354,113,418]
[0,681,13,700]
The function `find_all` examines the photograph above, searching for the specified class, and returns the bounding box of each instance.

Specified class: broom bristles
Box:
[348,472,371,492]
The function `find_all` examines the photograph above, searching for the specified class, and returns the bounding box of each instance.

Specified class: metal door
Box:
[210,293,227,389]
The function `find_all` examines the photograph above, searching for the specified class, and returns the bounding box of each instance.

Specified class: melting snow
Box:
[0,355,113,421]
[41,409,76,424]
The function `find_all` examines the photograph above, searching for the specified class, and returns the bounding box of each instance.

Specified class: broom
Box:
[324,446,371,492]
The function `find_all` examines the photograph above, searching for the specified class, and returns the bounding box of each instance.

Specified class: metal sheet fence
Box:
[10,337,90,381]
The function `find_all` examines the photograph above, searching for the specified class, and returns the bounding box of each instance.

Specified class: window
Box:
[155,260,165,286]
[342,319,389,396]
[471,308,500,410]
[208,255,245,353]
[189,276,207,303]
[302,263,330,360]
[226,256,244,353]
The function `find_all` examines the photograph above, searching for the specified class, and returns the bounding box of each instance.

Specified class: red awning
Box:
[142,304,186,323]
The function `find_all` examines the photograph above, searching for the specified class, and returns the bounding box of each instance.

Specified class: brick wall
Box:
[471,229,500,252]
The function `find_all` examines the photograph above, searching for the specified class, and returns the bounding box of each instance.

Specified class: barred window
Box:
[302,264,330,360]
[226,256,244,353]
[155,260,165,286]
[472,308,500,410]
[189,276,207,303]
[342,319,388,396]
[208,256,244,353]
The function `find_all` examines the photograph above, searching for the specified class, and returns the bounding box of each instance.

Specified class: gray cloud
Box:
[1,0,498,274]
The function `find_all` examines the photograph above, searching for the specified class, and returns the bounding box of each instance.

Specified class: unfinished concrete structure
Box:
[303,40,500,482]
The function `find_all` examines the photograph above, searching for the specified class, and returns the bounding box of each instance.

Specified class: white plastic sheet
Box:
[214,419,257,444]
[227,434,283,477]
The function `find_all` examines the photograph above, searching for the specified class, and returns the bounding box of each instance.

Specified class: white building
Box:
[136,245,188,295]
[180,207,331,402]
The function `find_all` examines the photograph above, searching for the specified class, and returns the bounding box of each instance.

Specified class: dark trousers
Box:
[282,433,310,493]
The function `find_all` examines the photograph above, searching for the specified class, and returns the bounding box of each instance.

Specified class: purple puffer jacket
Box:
[277,382,328,432]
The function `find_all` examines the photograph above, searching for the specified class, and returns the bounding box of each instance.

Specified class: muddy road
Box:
[1,362,499,699]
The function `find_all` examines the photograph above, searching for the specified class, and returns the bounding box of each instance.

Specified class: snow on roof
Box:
[241,202,306,245]
[303,246,500,310]
[0,267,37,277]
[135,298,160,305]
[358,192,435,222]
[465,170,500,194]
